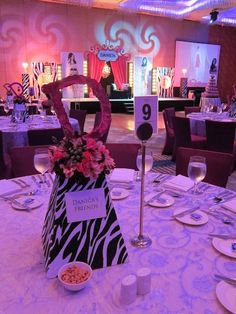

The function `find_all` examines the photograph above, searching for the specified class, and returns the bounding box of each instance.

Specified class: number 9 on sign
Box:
[134,95,158,134]
[142,103,151,120]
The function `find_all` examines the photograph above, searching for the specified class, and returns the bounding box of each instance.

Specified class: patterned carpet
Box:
[153,153,176,175]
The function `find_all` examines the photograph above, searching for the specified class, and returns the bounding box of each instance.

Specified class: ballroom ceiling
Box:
[39,0,236,27]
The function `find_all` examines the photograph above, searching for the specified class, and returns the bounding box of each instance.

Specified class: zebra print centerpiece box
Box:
[42,173,129,278]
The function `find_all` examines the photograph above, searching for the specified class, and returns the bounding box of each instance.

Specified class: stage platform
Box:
[63,97,195,114]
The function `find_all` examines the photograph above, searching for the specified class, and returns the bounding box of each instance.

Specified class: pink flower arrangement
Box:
[49,136,115,181]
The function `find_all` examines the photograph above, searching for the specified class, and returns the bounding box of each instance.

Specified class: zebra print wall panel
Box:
[42,174,128,278]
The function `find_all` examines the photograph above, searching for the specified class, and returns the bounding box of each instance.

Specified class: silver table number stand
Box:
[131,122,153,248]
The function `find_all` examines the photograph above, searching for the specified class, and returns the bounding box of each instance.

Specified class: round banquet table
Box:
[200,97,221,109]
[0,172,236,313]
[187,111,236,137]
[0,115,80,164]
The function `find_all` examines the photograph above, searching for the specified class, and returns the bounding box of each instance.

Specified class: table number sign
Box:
[65,188,106,222]
[134,95,158,134]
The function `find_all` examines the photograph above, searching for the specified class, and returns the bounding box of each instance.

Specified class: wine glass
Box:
[34,148,50,190]
[187,156,207,194]
[51,107,56,115]
[4,104,10,115]
[136,148,153,182]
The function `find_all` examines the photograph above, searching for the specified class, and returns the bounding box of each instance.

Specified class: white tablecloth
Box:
[0,115,79,164]
[0,173,235,313]
[200,97,221,108]
[187,112,236,136]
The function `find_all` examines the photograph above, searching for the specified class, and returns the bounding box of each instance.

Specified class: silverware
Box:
[173,206,199,218]
[0,195,31,211]
[12,179,25,188]
[31,176,41,188]
[145,190,167,205]
[214,274,236,286]
[208,233,236,240]
[16,178,30,188]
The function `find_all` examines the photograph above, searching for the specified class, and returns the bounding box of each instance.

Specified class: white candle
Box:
[136,267,151,295]
[120,274,137,304]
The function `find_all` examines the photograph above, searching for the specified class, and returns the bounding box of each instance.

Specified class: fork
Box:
[12,179,28,188]
[214,274,236,286]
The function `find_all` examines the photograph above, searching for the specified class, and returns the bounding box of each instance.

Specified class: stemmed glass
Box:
[136,148,153,183]
[34,148,50,191]
[4,105,10,116]
[187,156,207,194]
[51,107,56,115]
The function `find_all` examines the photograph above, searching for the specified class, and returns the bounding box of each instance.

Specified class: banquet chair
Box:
[28,128,64,146]
[0,131,10,179]
[27,104,38,115]
[162,107,175,155]
[106,143,141,170]
[176,147,234,187]
[184,106,201,116]
[9,145,49,178]
[172,116,206,160]
[205,120,236,154]
[69,109,87,134]
[0,106,13,116]
[94,112,110,143]
[0,106,5,116]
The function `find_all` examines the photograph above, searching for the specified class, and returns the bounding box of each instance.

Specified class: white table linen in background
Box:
[0,115,79,164]
[0,173,236,313]
[187,112,236,137]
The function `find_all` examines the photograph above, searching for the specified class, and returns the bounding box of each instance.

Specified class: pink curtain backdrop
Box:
[111,57,127,90]
[88,53,105,94]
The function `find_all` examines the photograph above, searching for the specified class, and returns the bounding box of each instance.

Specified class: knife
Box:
[172,206,199,218]
[214,274,236,286]
[208,233,236,240]
[145,190,166,205]
[0,195,31,211]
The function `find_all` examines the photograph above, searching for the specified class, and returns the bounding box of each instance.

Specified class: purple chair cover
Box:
[162,108,175,155]
[205,119,236,153]
[9,145,49,178]
[28,128,64,146]
[172,116,206,160]
[106,143,141,170]
[176,147,234,187]
[184,106,201,116]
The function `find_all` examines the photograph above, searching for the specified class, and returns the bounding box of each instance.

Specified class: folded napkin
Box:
[222,198,236,213]
[163,175,194,192]
[109,168,135,186]
[0,180,22,197]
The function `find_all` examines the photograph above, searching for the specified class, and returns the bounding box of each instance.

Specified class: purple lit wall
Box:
[0,0,235,100]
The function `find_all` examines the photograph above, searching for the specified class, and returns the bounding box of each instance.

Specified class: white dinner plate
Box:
[145,193,175,208]
[110,188,129,200]
[11,196,44,211]
[212,237,236,258]
[174,210,208,225]
[216,280,236,313]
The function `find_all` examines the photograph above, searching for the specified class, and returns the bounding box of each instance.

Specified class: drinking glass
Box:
[4,105,10,115]
[51,107,56,115]
[136,149,153,182]
[34,148,50,190]
[187,156,207,194]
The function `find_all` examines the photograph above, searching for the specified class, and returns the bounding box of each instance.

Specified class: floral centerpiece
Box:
[49,135,114,181]
[41,75,128,278]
